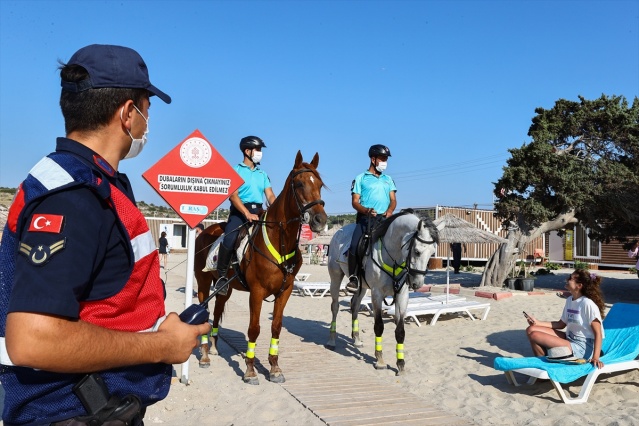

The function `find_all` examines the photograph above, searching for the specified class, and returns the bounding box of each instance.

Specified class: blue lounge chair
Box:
[494,302,639,404]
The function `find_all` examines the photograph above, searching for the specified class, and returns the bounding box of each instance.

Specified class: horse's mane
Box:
[420,215,440,243]
[371,208,439,243]
[371,208,414,241]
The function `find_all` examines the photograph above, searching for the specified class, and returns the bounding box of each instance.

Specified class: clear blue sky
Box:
[1,0,637,214]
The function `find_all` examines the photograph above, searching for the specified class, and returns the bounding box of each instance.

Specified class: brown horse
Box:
[194,151,327,384]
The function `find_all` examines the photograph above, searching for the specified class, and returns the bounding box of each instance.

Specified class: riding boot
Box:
[214,244,234,296]
[346,251,359,293]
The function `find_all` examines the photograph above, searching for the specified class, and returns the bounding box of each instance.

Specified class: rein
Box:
[368,219,435,305]
[289,168,325,224]
[248,168,325,301]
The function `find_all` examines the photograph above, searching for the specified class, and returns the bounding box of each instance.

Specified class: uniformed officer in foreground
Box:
[0,44,210,426]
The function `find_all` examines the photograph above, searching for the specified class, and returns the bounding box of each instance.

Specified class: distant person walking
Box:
[450,242,464,274]
[159,231,169,268]
[628,240,639,279]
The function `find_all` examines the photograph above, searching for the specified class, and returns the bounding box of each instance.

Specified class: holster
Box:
[51,374,145,426]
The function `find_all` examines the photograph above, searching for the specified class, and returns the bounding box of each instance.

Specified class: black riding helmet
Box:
[368,144,391,158]
[240,136,266,151]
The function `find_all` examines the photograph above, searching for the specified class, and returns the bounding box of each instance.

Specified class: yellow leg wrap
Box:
[210,327,218,337]
[330,321,336,332]
[375,336,383,352]
[352,319,359,333]
[246,341,256,359]
[269,338,279,356]
[396,343,405,360]
[200,334,209,345]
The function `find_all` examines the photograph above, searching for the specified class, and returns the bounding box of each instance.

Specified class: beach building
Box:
[413,206,636,271]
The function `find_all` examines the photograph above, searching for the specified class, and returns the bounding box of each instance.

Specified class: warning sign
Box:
[143,129,243,228]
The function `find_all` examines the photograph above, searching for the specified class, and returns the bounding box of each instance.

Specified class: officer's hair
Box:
[59,63,148,134]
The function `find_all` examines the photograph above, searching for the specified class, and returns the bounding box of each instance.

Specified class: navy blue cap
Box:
[61,44,171,104]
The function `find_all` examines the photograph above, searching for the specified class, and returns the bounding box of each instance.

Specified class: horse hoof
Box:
[269,373,286,383]
[374,363,388,370]
[324,344,336,351]
[243,376,259,385]
[199,361,210,368]
[354,341,364,348]
[395,370,405,376]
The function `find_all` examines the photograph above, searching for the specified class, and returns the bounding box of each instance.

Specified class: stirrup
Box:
[346,275,359,293]
[213,276,229,296]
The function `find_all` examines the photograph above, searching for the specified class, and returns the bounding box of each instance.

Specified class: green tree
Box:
[481,94,639,286]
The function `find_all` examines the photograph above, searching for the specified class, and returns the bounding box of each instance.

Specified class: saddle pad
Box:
[203,232,250,272]
[203,236,223,272]
[338,243,350,264]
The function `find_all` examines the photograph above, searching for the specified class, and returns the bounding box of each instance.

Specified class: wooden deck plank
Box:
[216,300,472,426]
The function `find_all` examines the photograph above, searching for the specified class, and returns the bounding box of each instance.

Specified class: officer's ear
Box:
[118,100,136,132]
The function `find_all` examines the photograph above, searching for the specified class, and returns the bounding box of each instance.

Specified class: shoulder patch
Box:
[19,238,66,266]
[93,154,115,176]
[7,184,25,233]
[28,214,64,233]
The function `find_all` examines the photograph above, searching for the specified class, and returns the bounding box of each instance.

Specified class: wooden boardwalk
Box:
[218,300,471,426]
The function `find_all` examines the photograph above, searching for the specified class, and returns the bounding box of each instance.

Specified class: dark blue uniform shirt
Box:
[9,138,134,319]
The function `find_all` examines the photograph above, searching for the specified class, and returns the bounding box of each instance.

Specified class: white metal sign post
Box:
[143,130,243,384]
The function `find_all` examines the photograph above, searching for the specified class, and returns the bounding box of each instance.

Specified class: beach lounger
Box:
[494,302,639,404]
[295,273,311,281]
[293,281,345,298]
[360,292,466,314]
[386,299,490,327]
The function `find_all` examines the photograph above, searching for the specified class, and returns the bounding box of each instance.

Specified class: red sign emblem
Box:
[28,214,64,233]
[143,129,244,228]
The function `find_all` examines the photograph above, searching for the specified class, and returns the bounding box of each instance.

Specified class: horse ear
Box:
[310,152,319,168]
[295,150,303,168]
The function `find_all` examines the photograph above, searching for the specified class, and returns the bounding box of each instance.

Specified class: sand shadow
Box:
[281,315,379,366]
[217,327,270,379]
[175,286,198,297]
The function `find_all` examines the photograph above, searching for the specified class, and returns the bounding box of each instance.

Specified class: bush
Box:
[544,262,561,271]
[574,260,589,270]
[630,267,638,274]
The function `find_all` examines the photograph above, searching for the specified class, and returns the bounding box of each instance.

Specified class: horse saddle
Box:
[342,219,385,270]
[202,226,252,272]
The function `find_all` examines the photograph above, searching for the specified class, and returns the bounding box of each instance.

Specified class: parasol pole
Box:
[446,253,450,304]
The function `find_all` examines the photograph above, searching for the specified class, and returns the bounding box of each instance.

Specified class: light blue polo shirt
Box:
[234,163,271,204]
[351,171,397,213]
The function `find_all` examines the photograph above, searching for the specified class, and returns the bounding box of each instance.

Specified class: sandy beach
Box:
[139,253,639,426]
[2,254,637,425]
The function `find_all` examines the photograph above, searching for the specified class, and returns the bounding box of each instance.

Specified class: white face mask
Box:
[121,105,149,160]
[251,150,263,164]
[375,161,387,173]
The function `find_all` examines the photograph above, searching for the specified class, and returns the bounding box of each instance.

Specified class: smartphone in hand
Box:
[523,311,532,321]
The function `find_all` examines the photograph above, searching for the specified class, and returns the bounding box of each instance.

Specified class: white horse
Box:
[326,210,442,374]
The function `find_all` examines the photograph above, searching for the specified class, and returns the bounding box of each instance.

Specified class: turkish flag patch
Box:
[28,214,64,233]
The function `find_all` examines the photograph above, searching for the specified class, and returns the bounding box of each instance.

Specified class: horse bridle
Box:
[251,167,325,302]
[403,222,436,279]
[289,168,325,224]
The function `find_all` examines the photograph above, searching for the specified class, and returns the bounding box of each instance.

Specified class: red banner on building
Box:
[300,224,313,241]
